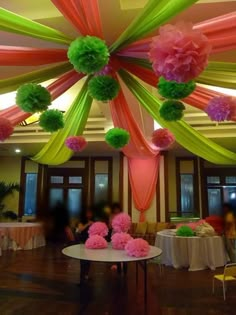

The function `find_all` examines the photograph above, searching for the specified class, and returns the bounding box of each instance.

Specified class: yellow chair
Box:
[212,263,236,300]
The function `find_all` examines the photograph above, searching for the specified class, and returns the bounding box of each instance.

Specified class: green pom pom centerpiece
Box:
[67,36,109,74]
[158,77,196,99]
[105,128,130,149]
[88,75,120,101]
[39,109,64,133]
[16,83,51,113]
[176,225,195,237]
[159,100,185,121]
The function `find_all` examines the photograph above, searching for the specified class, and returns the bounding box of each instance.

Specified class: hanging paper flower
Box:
[16,83,51,113]
[105,128,130,149]
[39,109,64,132]
[205,96,236,122]
[0,117,14,142]
[158,77,196,99]
[88,75,120,101]
[67,36,109,74]
[176,225,195,237]
[125,238,150,257]
[149,22,211,82]
[65,136,87,152]
[111,233,133,250]
[112,213,132,233]
[88,222,108,237]
[85,235,108,249]
[159,100,185,121]
[152,128,175,149]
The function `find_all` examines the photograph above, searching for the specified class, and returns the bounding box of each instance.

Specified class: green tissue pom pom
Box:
[16,83,51,113]
[176,225,195,237]
[39,109,64,133]
[159,100,185,121]
[67,36,109,74]
[158,77,196,99]
[88,75,120,101]
[105,128,130,149]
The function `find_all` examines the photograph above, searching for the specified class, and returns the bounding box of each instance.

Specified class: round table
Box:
[155,229,228,271]
[62,244,162,304]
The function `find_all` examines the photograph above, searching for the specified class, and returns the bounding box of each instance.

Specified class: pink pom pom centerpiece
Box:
[205,96,236,122]
[149,22,211,82]
[111,232,133,250]
[152,128,175,149]
[0,117,14,142]
[125,238,150,257]
[112,213,131,233]
[65,136,87,152]
[88,222,108,237]
[85,235,108,249]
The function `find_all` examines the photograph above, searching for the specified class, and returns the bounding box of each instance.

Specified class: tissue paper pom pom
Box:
[85,235,108,249]
[16,83,51,113]
[0,117,14,141]
[112,213,132,233]
[160,100,185,121]
[158,77,196,99]
[105,128,130,149]
[88,222,108,237]
[88,75,120,101]
[176,225,195,237]
[149,22,211,82]
[111,233,133,250]
[152,128,175,149]
[65,136,87,152]
[205,96,236,122]
[125,238,150,257]
[67,36,109,74]
[39,109,64,132]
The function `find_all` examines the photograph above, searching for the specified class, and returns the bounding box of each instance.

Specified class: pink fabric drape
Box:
[110,88,159,221]
[0,70,82,125]
[0,46,68,66]
[51,0,103,38]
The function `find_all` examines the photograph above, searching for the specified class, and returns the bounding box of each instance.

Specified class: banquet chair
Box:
[212,263,236,300]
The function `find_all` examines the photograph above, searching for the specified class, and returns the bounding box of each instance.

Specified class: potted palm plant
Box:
[0,181,20,221]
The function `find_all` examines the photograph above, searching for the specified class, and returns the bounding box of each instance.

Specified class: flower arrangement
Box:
[39,109,64,132]
[112,213,132,233]
[125,238,150,257]
[158,76,196,99]
[88,75,120,101]
[152,128,175,149]
[105,128,130,149]
[205,96,235,122]
[176,225,195,237]
[65,136,87,152]
[111,232,133,250]
[159,100,185,121]
[88,222,108,237]
[85,235,108,249]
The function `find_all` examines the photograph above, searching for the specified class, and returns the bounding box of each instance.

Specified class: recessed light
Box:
[15,149,21,153]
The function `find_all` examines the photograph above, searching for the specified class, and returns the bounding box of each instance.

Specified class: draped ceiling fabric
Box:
[0,0,236,220]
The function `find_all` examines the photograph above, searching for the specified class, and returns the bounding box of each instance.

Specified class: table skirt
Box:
[0,234,45,253]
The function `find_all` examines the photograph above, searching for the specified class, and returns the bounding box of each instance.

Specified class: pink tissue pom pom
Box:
[88,222,108,237]
[65,136,87,152]
[111,233,133,250]
[125,238,150,257]
[0,117,14,142]
[152,128,175,149]
[149,22,211,82]
[205,96,236,122]
[112,213,131,233]
[85,235,108,249]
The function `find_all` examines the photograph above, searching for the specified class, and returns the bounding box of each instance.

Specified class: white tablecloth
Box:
[155,229,228,271]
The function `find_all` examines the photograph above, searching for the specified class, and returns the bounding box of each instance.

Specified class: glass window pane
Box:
[49,188,63,208]
[208,188,221,216]
[50,176,64,184]
[207,176,220,184]
[180,174,194,214]
[24,173,38,216]
[69,176,82,184]
[67,189,82,217]
[94,174,108,203]
[223,186,236,209]
[226,177,236,184]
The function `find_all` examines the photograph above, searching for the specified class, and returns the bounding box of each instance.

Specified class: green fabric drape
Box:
[110,0,197,53]
[32,78,92,165]
[119,69,236,165]
[0,62,73,94]
[0,8,72,45]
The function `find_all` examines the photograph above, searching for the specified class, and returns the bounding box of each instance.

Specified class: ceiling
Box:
[0,0,236,156]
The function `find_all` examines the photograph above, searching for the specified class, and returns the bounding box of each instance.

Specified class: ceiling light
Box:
[15,149,21,153]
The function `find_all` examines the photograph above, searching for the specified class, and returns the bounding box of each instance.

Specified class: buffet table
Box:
[155,229,228,271]
[0,222,46,251]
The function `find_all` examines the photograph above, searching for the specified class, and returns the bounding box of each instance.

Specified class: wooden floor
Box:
[0,245,235,315]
